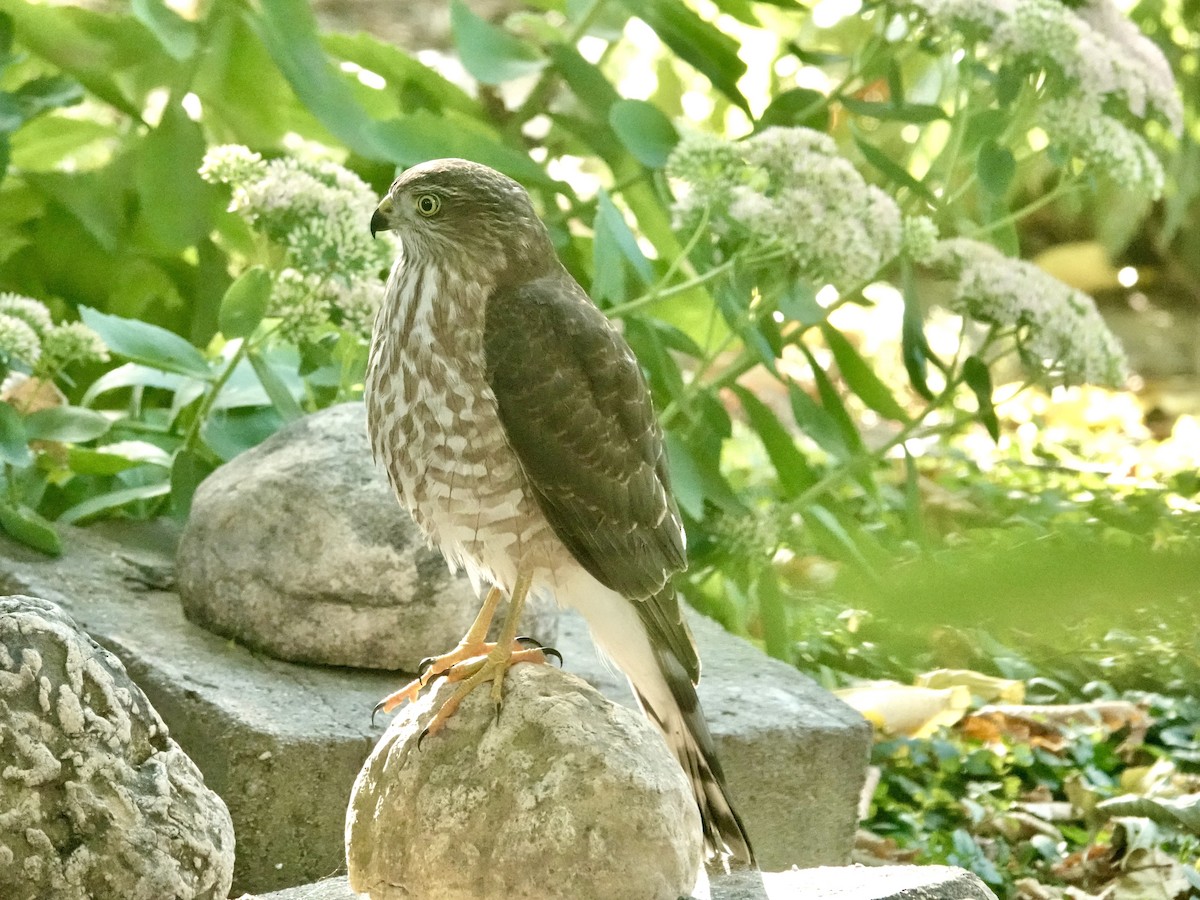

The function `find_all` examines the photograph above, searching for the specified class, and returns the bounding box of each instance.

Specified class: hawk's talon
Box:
[371,700,386,728]
[543,646,563,667]
[418,655,436,678]
[417,726,431,751]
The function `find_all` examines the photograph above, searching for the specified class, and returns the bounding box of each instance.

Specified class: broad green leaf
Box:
[23,169,124,252]
[821,324,909,421]
[664,431,704,519]
[977,139,1016,197]
[373,110,552,186]
[80,307,212,379]
[170,448,211,519]
[608,100,678,169]
[248,350,304,422]
[962,355,1000,441]
[549,44,621,114]
[788,382,850,460]
[82,363,187,406]
[592,189,653,303]
[805,503,876,574]
[250,0,386,158]
[0,3,165,118]
[218,266,272,339]
[449,0,546,85]
[9,116,114,172]
[1097,793,1200,833]
[24,407,110,443]
[854,133,936,204]
[616,0,749,112]
[797,343,866,457]
[66,447,146,476]
[0,11,11,58]
[731,385,815,498]
[758,88,830,131]
[624,318,685,401]
[133,100,214,254]
[131,0,197,61]
[322,32,480,118]
[0,501,60,555]
[0,400,29,466]
[58,479,171,524]
[13,75,83,119]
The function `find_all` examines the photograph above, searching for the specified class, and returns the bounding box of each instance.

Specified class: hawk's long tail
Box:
[578,584,756,867]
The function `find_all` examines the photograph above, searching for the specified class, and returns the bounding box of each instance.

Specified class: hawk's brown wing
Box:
[483,269,699,682]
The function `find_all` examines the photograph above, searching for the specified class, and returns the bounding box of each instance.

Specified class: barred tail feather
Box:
[572,581,756,866]
[634,662,755,866]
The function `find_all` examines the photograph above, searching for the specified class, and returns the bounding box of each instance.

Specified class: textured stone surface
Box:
[0,594,234,900]
[0,522,869,894]
[239,865,999,900]
[176,402,556,670]
[347,665,702,900]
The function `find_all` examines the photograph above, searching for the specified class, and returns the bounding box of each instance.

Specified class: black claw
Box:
[417,727,431,751]
[417,656,436,678]
[543,646,563,667]
[371,701,386,727]
[515,635,541,648]
[494,699,504,723]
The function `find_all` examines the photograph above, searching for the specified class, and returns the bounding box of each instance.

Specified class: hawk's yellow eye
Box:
[415,194,441,217]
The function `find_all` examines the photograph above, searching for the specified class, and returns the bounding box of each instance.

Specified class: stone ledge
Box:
[239,865,999,900]
[0,522,870,895]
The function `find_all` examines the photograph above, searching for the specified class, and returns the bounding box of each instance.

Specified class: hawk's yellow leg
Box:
[373,571,556,731]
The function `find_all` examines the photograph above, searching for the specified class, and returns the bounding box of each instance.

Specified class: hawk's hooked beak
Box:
[370,196,394,238]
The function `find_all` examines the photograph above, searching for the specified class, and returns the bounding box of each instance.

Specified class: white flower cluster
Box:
[0,293,109,374]
[199,145,395,343]
[1039,97,1165,199]
[901,216,940,263]
[930,239,1127,386]
[667,128,902,290]
[903,0,1181,134]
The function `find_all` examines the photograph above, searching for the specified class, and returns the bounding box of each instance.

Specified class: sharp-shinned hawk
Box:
[365,158,754,866]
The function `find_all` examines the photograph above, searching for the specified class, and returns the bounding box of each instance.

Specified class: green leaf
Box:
[82,363,187,406]
[250,0,386,158]
[58,480,170,524]
[592,189,653,303]
[753,566,790,661]
[797,343,866,457]
[787,382,850,460]
[608,100,678,169]
[133,99,213,254]
[805,504,876,575]
[901,261,934,401]
[130,0,197,61]
[450,1,546,84]
[821,324,909,422]
[0,11,12,59]
[0,501,60,555]
[841,97,946,123]
[23,407,110,443]
[977,139,1016,197]
[13,75,83,119]
[65,447,146,476]
[218,266,272,339]
[0,401,29,466]
[664,431,704,520]
[170,448,210,519]
[616,0,749,112]
[758,88,829,131]
[854,133,935,204]
[1097,794,1200,833]
[962,355,1000,441]
[248,350,304,423]
[80,307,211,379]
[731,385,815,498]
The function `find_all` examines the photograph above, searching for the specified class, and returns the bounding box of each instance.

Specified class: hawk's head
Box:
[370,158,555,286]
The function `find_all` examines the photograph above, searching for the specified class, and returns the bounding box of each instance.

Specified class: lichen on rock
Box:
[0,594,235,900]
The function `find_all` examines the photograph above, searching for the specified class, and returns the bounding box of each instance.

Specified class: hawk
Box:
[365,158,754,865]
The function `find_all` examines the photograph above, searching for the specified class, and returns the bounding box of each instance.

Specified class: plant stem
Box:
[181,339,251,454]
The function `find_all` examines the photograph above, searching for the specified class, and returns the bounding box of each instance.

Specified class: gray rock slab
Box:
[239,866,998,900]
[0,522,868,894]
[176,403,556,671]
